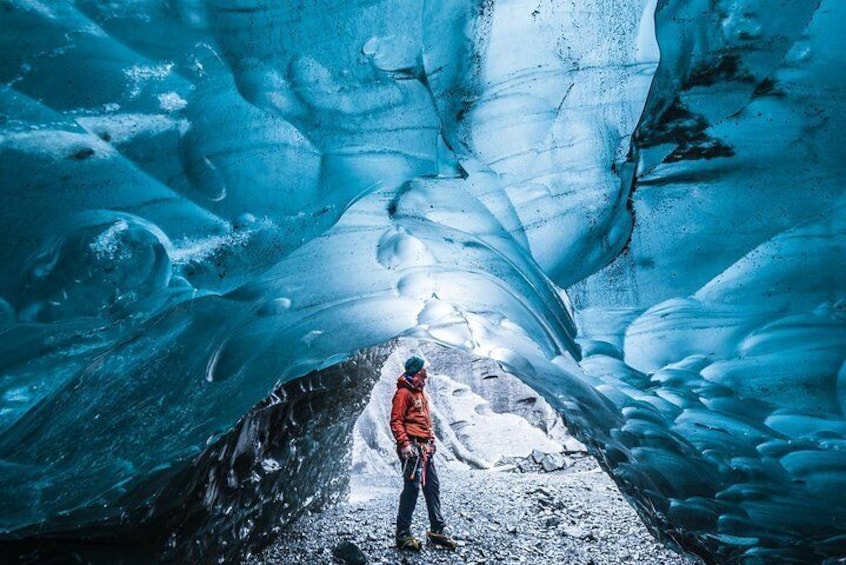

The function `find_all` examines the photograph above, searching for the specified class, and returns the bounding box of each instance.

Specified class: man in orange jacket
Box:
[390,356,457,551]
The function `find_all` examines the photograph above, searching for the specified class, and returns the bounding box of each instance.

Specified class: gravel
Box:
[244,456,698,565]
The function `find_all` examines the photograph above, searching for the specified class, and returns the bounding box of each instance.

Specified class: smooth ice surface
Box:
[0,0,844,562]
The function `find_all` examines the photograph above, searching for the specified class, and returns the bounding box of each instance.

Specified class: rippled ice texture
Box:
[0,0,843,562]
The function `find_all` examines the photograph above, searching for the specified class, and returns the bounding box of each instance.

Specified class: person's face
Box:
[417,367,428,381]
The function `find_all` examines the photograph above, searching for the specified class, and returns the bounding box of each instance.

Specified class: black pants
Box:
[396,449,445,535]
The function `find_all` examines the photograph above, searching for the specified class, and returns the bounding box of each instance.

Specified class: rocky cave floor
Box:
[245,456,698,565]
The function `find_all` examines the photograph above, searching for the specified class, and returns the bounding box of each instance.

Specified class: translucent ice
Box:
[0,0,843,562]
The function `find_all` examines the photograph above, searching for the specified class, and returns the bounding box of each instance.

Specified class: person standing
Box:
[389,356,457,551]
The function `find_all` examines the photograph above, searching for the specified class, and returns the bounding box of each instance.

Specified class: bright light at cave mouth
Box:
[0,0,843,563]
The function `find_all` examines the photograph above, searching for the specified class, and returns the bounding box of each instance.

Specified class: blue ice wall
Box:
[0,0,843,562]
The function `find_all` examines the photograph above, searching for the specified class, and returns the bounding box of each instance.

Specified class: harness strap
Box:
[418,441,431,487]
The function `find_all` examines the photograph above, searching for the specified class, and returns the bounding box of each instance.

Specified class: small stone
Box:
[563,437,587,453]
[562,526,590,540]
[332,541,367,565]
[540,452,567,472]
[528,487,552,498]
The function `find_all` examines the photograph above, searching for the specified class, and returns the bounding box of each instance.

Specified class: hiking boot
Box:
[426,530,457,551]
[396,532,422,551]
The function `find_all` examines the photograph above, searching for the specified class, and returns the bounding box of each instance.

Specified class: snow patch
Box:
[158,92,188,112]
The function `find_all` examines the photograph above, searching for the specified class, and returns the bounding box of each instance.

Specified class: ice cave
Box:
[0,0,843,563]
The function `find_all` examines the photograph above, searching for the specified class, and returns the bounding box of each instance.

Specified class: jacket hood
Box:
[397,372,425,391]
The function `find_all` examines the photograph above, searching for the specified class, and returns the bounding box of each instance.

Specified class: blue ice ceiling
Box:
[0,0,844,562]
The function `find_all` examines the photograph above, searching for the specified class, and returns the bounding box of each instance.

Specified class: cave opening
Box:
[156,337,609,564]
[227,338,696,564]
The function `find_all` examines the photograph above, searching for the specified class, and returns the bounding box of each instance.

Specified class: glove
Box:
[426,439,437,455]
[400,444,416,459]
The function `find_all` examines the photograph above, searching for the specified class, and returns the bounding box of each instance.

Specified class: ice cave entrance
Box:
[121,338,602,564]
[349,339,588,490]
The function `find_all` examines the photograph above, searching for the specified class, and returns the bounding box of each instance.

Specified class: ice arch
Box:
[0,0,843,562]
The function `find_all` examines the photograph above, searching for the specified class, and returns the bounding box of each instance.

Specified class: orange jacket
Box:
[390,374,433,448]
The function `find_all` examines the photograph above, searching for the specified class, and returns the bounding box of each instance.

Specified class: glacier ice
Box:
[353,341,572,475]
[0,0,844,562]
